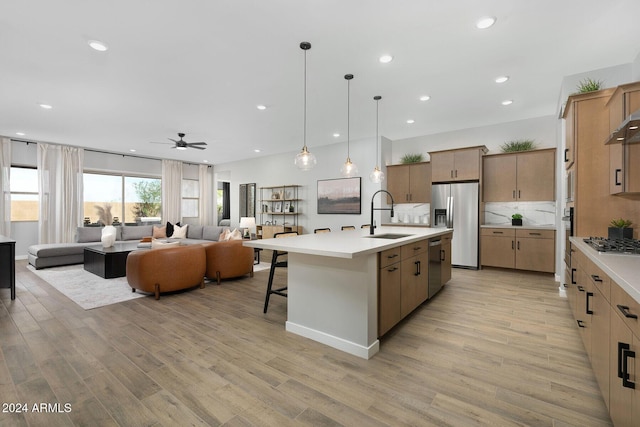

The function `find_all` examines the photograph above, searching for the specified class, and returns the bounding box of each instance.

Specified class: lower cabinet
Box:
[481,228,555,273]
[568,244,640,426]
[378,239,429,336]
[441,233,452,285]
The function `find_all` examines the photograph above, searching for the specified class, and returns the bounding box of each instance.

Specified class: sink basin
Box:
[364,233,413,239]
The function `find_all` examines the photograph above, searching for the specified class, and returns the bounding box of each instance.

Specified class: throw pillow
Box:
[153,225,167,239]
[228,228,243,240]
[172,223,188,239]
[218,228,230,241]
[151,239,181,249]
[166,221,174,237]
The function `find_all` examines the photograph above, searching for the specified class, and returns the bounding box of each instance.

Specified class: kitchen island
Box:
[244,226,453,359]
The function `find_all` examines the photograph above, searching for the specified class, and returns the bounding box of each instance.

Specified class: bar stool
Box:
[263,231,298,313]
[341,226,356,230]
[314,228,331,233]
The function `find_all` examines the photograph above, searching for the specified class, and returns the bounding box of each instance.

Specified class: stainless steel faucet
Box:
[370,190,395,235]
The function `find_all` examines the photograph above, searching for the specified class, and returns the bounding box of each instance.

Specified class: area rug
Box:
[253,262,271,272]
[27,264,145,310]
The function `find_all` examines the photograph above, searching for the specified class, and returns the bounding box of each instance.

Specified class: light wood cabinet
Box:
[386,162,431,203]
[607,82,640,195]
[378,240,429,336]
[480,228,555,273]
[609,302,639,427]
[483,149,556,202]
[430,146,487,183]
[440,233,452,285]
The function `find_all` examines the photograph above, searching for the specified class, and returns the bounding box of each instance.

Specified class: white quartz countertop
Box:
[244,226,453,259]
[571,237,640,304]
[481,224,556,230]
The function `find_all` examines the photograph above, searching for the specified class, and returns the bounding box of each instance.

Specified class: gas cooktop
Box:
[583,237,640,255]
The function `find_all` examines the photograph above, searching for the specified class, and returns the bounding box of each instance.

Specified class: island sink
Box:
[364,233,413,239]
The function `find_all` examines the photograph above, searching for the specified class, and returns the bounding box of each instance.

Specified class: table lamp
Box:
[239,217,256,239]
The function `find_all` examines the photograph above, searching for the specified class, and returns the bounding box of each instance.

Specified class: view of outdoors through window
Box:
[10,167,39,221]
[84,173,161,225]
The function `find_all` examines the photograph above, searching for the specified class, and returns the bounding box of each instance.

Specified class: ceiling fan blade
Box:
[189,145,206,150]
[150,141,173,145]
[187,142,207,146]
[168,138,179,143]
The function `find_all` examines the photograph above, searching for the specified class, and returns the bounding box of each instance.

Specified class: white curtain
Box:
[37,144,84,243]
[0,138,11,236]
[162,159,182,223]
[198,164,213,225]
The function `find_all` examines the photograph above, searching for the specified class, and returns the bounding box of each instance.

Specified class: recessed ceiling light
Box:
[379,55,393,64]
[501,100,513,106]
[88,40,108,52]
[333,133,340,138]
[476,16,496,29]
[495,76,509,83]
[419,95,431,101]
[254,149,261,153]
[15,132,25,136]
[39,103,53,109]
[129,149,136,152]
[256,105,267,110]
[406,119,415,124]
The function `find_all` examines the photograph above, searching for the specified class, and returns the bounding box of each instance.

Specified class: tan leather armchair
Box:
[203,240,254,284]
[126,244,206,299]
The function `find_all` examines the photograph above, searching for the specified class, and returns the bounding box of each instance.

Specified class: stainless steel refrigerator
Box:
[431,182,479,269]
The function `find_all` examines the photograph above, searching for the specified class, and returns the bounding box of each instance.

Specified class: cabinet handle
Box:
[615,168,622,186]
[413,246,422,251]
[517,241,520,250]
[387,266,398,272]
[518,190,521,199]
[450,170,453,178]
[564,148,569,162]
[440,249,445,262]
[590,274,602,283]
[511,240,514,250]
[414,260,421,276]
[563,283,569,289]
[492,231,504,234]
[577,285,585,292]
[455,170,458,178]
[406,194,409,202]
[577,320,585,328]
[586,292,593,315]
[387,254,399,259]
[571,268,576,284]
[512,190,516,199]
[617,304,638,319]
[618,342,629,379]
[529,232,541,236]
[623,349,636,389]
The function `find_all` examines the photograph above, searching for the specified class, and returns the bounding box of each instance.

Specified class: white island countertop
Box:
[244,226,453,259]
[571,237,640,304]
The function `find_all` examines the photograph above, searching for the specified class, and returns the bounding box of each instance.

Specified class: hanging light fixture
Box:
[370,95,385,183]
[294,42,317,171]
[340,74,358,177]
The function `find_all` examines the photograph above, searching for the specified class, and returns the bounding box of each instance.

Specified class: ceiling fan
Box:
[151,133,207,150]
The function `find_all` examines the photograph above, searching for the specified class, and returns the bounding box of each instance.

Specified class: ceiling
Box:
[2,1,640,166]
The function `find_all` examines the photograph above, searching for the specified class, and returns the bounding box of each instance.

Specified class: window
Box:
[182,179,199,219]
[84,173,161,225]
[10,166,39,221]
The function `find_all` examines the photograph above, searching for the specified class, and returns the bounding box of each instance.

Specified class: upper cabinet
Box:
[429,146,487,182]
[483,149,556,202]
[386,162,431,203]
[606,82,640,195]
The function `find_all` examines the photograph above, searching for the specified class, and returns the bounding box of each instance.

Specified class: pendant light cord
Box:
[375,97,379,166]
[347,77,351,158]
[303,48,307,149]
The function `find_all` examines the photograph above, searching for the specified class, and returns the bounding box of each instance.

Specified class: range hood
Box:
[605,109,640,145]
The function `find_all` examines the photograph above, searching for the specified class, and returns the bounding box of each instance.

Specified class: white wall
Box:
[390,115,557,163]
[213,136,391,233]
[634,51,640,81]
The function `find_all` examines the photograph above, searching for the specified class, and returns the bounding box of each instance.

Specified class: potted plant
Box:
[400,153,424,164]
[511,213,523,226]
[608,218,633,240]
[500,139,536,153]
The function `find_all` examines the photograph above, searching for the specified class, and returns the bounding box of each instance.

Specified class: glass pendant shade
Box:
[295,145,316,170]
[295,41,315,171]
[341,157,358,177]
[369,166,385,183]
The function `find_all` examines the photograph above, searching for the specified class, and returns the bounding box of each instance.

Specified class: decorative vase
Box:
[608,227,633,240]
[101,225,117,248]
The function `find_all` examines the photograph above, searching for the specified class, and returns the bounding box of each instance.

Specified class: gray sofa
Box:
[28,224,227,269]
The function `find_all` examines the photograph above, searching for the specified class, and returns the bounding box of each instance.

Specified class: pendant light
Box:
[294,41,317,171]
[340,74,358,177]
[370,95,385,183]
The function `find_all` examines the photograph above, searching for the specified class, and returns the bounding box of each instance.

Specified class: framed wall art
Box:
[317,177,361,214]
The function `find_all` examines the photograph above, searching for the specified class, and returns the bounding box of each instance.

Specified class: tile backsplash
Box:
[484,201,556,227]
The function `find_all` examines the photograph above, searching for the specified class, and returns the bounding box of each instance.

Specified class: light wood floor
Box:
[0,261,612,427]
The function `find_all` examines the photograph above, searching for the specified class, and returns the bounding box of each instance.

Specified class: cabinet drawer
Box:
[584,259,611,302]
[379,247,401,268]
[481,228,516,237]
[515,229,555,239]
[401,239,428,258]
[611,281,640,338]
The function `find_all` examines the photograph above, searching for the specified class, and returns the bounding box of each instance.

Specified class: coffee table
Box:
[84,242,141,279]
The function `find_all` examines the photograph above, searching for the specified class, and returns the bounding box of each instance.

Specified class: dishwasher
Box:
[428,239,443,298]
